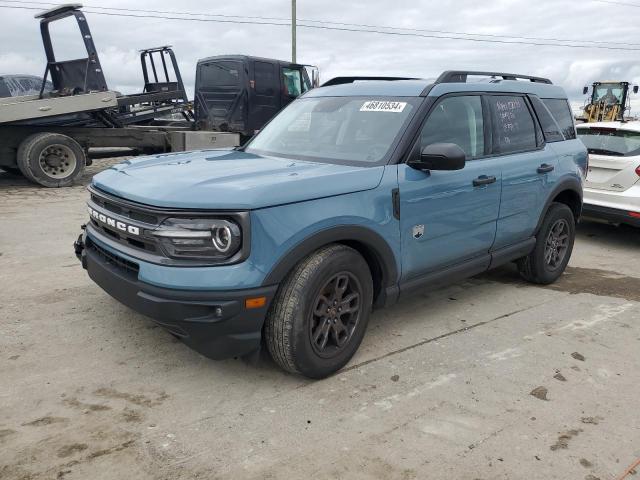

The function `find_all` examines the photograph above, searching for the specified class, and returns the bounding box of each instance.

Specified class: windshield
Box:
[593,83,624,104]
[245,96,419,164]
[578,128,640,156]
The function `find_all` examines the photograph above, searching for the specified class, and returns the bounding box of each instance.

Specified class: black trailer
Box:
[194,55,318,139]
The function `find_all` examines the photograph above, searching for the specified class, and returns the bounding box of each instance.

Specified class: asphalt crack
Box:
[341,302,547,374]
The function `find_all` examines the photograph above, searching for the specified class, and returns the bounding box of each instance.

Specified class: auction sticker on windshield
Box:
[360,100,407,113]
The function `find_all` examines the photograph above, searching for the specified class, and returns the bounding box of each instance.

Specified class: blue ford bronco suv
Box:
[75,71,586,378]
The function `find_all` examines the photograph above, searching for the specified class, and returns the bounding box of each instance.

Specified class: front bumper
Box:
[75,231,277,360]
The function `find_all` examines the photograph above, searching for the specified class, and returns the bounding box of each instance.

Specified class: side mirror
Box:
[634,86,639,94]
[583,86,589,95]
[409,143,466,171]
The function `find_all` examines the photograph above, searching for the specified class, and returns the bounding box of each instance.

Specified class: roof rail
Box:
[435,70,552,85]
[322,76,418,87]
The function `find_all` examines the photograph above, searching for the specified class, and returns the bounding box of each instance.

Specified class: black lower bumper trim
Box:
[582,204,640,227]
[81,236,277,360]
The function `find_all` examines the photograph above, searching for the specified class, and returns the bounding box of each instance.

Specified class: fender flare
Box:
[535,176,583,232]
[262,225,399,291]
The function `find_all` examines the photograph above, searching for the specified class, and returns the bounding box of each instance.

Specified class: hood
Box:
[92,149,385,209]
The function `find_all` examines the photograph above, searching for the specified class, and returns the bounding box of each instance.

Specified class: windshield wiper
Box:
[587,148,624,156]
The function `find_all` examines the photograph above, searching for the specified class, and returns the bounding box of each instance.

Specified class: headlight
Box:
[151,218,242,260]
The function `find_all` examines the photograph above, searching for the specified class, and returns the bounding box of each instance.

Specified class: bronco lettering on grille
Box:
[88,206,140,236]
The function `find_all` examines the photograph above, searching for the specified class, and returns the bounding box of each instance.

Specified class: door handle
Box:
[472,175,497,187]
[537,163,555,174]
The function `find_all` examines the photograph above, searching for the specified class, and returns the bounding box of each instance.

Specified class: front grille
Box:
[87,237,140,277]
[88,187,161,255]
[89,219,157,252]
[90,193,159,225]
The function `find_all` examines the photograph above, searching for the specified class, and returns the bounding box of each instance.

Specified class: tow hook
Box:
[74,224,86,263]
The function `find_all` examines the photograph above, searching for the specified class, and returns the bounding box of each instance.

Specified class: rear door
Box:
[577,126,640,193]
[488,94,559,249]
[250,60,280,132]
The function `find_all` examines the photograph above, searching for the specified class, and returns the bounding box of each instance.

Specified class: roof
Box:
[197,55,303,67]
[305,77,568,99]
[576,120,640,132]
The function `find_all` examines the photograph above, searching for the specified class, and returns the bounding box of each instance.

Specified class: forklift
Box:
[578,81,638,123]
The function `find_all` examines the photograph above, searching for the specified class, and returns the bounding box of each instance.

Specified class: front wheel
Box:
[265,244,373,379]
[518,202,575,284]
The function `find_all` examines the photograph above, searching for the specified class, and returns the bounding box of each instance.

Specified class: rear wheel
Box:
[518,203,575,284]
[17,133,85,187]
[265,244,373,378]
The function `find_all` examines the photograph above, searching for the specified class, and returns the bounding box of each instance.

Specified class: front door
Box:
[399,95,501,283]
[280,66,308,108]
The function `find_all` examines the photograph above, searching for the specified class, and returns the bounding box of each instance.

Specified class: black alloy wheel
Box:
[544,218,570,271]
[309,272,362,358]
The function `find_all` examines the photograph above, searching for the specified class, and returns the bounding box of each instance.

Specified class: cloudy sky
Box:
[1,0,640,112]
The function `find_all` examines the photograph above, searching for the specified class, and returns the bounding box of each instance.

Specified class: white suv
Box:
[577,121,640,227]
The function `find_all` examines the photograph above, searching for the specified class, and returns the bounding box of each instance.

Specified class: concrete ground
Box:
[1,162,639,480]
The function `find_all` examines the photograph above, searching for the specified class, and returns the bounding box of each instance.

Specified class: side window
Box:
[529,96,564,143]
[199,61,240,87]
[0,78,10,98]
[282,68,302,97]
[542,98,577,140]
[488,96,537,154]
[254,61,276,96]
[420,95,485,159]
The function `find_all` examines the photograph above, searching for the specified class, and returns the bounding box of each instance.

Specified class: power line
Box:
[1,2,640,52]
[4,0,640,47]
[593,0,640,6]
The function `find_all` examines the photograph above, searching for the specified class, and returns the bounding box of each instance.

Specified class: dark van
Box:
[194,55,318,139]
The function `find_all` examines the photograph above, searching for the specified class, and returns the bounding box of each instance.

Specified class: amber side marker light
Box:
[245,297,267,309]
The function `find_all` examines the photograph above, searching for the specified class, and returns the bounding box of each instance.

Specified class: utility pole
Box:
[291,0,296,63]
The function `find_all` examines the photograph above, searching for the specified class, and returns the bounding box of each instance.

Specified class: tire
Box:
[518,203,575,284]
[16,133,85,187]
[264,244,373,379]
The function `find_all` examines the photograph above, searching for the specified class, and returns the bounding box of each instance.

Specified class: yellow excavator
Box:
[578,81,638,123]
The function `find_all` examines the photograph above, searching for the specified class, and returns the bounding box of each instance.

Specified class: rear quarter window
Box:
[529,96,564,143]
[542,98,576,140]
